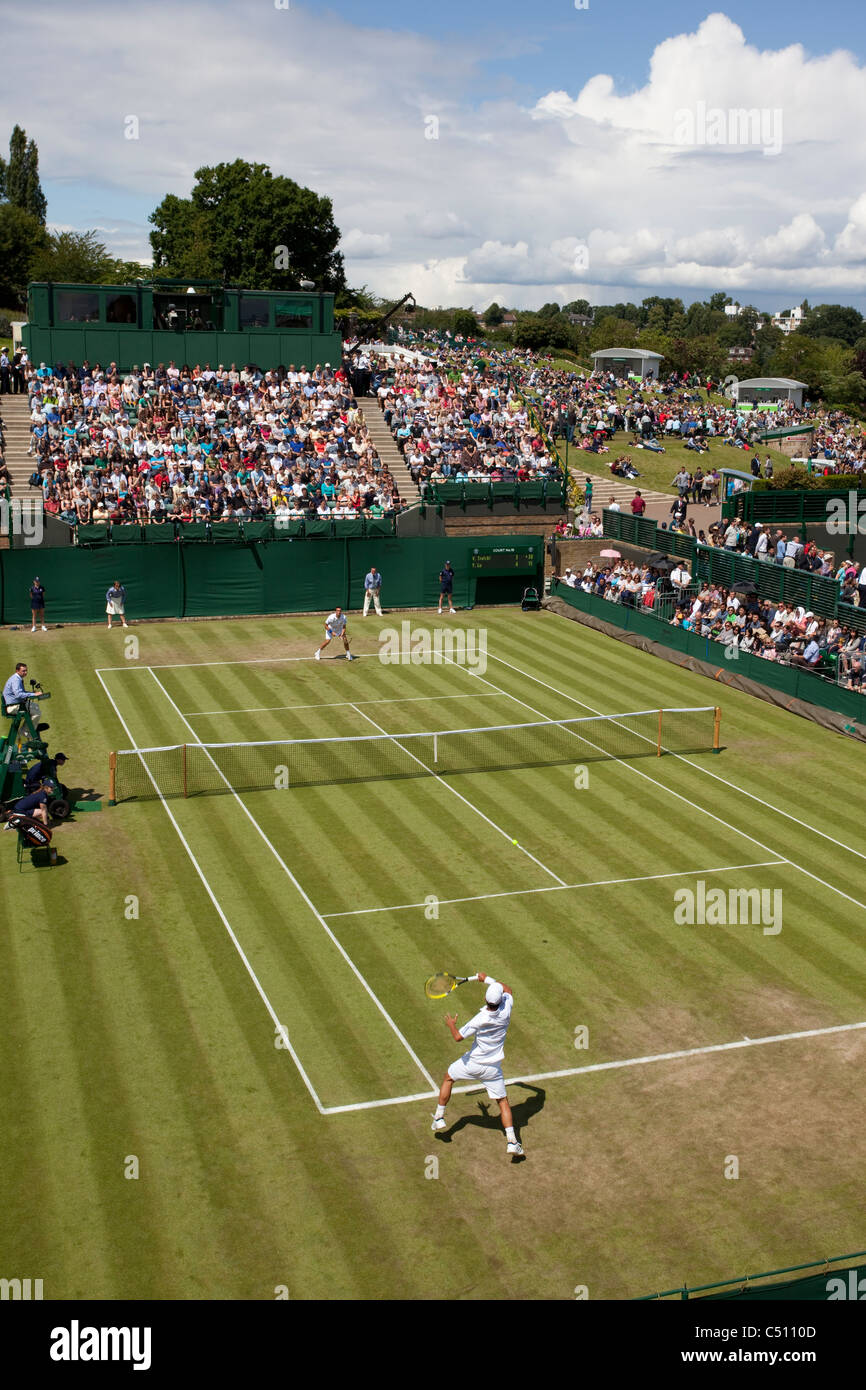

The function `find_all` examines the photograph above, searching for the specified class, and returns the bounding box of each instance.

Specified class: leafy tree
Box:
[537,301,561,319]
[708,291,728,311]
[149,160,345,291]
[799,303,864,347]
[452,309,478,338]
[563,298,591,316]
[484,301,504,326]
[29,229,117,284]
[590,315,637,351]
[0,203,49,305]
[1,125,47,223]
[770,333,827,394]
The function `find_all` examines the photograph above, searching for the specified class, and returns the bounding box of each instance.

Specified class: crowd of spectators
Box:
[370,348,563,491]
[555,561,866,689]
[22,353,408,527]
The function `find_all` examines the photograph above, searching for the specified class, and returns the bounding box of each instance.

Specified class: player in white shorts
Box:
[315,606,354,660]
[432,971,524,1156]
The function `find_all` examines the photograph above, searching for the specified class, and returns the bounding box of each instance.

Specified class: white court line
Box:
[94,669,328,1115]
[96,657,323,673]
[323,860,787,919]
[185,693,498,718]
[347,702,567,887]
[491,636,866,867]
[320,1019,866,1115]
[439,649,866,918]
[145,668,437,1092]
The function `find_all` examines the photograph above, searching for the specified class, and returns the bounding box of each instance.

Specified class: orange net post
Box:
[713,706,722,753]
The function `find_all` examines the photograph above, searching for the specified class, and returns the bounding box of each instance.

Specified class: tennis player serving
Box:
[315,606,355,660]
[432,971,524,1156]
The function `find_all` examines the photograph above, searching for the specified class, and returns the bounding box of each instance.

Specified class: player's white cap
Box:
[485,982,503,1006]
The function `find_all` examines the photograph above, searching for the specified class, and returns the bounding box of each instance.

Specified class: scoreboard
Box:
[469,546,539,574]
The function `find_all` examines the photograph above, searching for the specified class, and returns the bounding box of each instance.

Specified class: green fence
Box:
[422,478,566,511]
[642,1251,866,1301]
[722,487,866,527]
[72,516,399,547]
[602,511,851,620]
[0,535,543,625]
[551,580,866,725]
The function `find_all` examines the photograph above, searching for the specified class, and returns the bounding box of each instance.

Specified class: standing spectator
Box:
[362,565,383,617]
[30,576,47,632]
[438,560,456,615]
[0,348,10,394]
[630,490,646,516]
[670,495,687,527]
[755,524,770,561]
[670,562,692,600]
[584,476,593,512]
[858,562,866,609]
[105,579,128,629]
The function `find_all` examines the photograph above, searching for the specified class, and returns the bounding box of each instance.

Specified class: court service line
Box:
[323,860,787,919]
[144,668,438,1091]
[185,692,498,718]
[347,703,567,887]
[94,669,327,1115]
[489,640,866,868]
[441,652,866,918]
[320,1019,866,1115]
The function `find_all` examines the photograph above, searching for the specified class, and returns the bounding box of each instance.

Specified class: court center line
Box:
[94,669,327,1115]
[145,668,438,1092]
[185,692,498,718]
[439,650,866,918]
[323,860,787,919]
[319,1019,866,1115]
[347,702,567,887]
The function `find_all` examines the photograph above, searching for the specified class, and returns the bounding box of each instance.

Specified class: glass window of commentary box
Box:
[239,297,271,329]
[275,301,313,330]
[105,293,138,326]
[57,290,101,324]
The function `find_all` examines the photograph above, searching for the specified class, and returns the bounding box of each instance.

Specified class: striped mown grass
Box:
[2,608,865,1298]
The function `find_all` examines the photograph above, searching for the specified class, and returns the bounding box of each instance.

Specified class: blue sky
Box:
[3,2,866,312]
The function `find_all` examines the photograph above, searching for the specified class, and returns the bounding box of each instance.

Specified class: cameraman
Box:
[2,663,42,716]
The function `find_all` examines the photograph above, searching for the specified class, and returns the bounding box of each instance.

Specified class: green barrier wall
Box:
[0,536,543,625]
[552,582,866,724]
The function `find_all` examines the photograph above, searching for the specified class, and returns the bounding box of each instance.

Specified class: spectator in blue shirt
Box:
[363,566,383,617]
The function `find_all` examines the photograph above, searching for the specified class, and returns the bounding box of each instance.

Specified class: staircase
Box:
[578,468,671,511]
[359,396,420,504]
[1,394,33,501]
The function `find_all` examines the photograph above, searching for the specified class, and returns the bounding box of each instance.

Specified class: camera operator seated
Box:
[2,663,42,717]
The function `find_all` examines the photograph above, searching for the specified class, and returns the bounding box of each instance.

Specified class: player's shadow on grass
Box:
[437,1083,544,1159]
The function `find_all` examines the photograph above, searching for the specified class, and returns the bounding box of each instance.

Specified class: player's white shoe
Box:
[506,1140,524,1156]
[431,1115,447,1132]
[315,649,321,660]
[347,653,355,661]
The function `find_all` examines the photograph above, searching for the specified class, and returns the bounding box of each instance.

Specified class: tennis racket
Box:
[425,971,478,1000]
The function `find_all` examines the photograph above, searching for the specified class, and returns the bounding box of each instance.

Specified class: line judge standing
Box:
[362,565,383,617]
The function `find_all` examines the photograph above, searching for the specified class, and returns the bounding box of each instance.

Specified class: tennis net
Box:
[109,705,721,802]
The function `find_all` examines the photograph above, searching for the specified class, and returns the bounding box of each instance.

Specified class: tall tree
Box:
[4,125,47,224]
[149,160,345,291]
[0,204,49,305]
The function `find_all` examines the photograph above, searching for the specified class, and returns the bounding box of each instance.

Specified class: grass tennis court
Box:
[3,607,866,1299]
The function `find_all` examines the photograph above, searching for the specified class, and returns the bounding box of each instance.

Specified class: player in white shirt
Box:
[431,972,524,1156]
[315,606,354,660]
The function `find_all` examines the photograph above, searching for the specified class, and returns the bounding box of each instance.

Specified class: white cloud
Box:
[3,6,866,308]
[341,229,392,258]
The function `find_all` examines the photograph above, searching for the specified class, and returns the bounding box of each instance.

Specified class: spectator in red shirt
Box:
[631,491,646,516]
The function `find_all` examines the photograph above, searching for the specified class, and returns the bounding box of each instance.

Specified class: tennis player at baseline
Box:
[432,972,524,1156]
[314,606,355,660]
